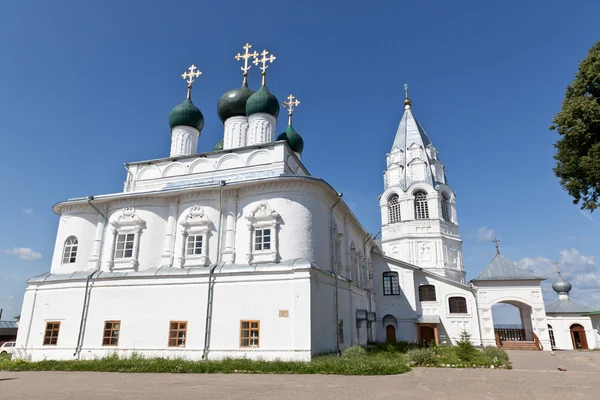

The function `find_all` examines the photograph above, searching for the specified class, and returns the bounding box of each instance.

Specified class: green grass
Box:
[0,352,411,376]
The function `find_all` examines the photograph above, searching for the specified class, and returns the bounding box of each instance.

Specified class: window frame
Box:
[388,194,401,224]
[102,320,121,347]
[43,321,61,346]
[240,320,260,348]
[382,271,401,296]
[244,201,279,263]
[441,193,451,222]
[419,285,437,302]
[414,191,430,219]
[107,207,144,271]
[168,321,188,348]
[186,234,204,256]
[448,297,468,314]
[254,228,272,251]
[62,236,78,264]
[114,233,136,259]
[178,205,211,267]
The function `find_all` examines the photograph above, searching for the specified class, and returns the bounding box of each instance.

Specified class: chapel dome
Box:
[168,98,204,131]
[246,85,280,118]
[552,276,572,294]
[217,83,255,122]
[277,124,304,154]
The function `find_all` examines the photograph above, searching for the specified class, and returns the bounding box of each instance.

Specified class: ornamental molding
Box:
[110,207,145,231]
[180,205,211,230]
[244,201,280,223]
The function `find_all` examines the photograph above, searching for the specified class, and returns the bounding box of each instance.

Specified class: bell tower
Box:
[379,85,464,282]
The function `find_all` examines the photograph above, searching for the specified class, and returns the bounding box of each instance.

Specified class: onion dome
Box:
[213,139,224,151]
[246,86,280,118]
[277,124,304,154]
[552,275,572,295]
[217,82,255,122]
[169,97,204,131]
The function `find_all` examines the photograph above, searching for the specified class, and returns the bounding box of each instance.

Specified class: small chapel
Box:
[14,45,599,361]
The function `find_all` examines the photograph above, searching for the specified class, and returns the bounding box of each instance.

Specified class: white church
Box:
[15,45,600,361]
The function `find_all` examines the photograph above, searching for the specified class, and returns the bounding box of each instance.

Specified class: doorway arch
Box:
[383,314,397,343]
[570,324,588,349]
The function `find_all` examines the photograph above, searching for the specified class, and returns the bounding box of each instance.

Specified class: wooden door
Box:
[570,324,588,350]
[420,326,435,345]
[385,325,396,343]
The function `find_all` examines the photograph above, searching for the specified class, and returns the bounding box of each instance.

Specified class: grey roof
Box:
[546,298,592,314]
[415,315,441,324]
[0,321,18,329]
[473,254,543,281]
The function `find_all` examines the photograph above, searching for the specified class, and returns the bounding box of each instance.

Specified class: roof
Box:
[415,315,441,324]
[472,254,543,281]
[0,321,18,329]
[546,299,592,314]
[586,310,600,316]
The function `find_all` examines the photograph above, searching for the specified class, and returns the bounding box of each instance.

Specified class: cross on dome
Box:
[181,64,202,98]
[253,49,276,85]
[403,82,412,108]
[235,43,258,84]
[283,94,300,125]
[554,260,561,275]
[492,237,500,255]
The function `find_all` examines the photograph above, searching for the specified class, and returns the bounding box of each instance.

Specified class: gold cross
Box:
[235,43,258,82]
[492,237,500,255]
[253,49,276,85]
[181,64,202,86]
[283,94,300,125]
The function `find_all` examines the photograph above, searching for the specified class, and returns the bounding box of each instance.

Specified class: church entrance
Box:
[419,326,435,345]
[570,324,588,349]
[385,325,396,343]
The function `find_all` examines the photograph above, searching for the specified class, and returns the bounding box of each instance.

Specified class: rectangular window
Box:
[186,235,203,256]
[102,320,121,346]
[115,234,135,259]
[337,320,344,344]
[449,297,468,314]
[168,321,187,347]
[383,272,401,295]
[254,229,271,251]
[43,321,60,346]
[240,320,260,347]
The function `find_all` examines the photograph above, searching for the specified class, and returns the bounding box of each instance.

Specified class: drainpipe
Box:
[74,196,107,358]
[202,181,225,360]
[361,234,372,343]
[330,192,343,355]
[470,282,484,347]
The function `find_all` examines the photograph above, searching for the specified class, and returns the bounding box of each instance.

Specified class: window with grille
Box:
[186,235,203,256]
[388,195,401,223]
[383,272,400,296]
[168,321,187,347]
[102,321,121,346]
[115,234,135,259]
[414,191,429,219]
[43,321,60,346]
[419,285,436,301]
[240,320,260,347]
[448,297,468,314]
[441,193,450,222]
[62,236,78,264]
[254,229,271,251]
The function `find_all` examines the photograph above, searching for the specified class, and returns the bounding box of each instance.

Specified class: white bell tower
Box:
[379,85,465,282]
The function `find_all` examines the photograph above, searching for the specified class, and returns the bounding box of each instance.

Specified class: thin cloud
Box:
[22,208,34,215]
[476,226,495,242]
[579,210,594,222]
[3,248,42,261]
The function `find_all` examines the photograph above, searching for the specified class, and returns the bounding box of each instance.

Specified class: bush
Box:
[406,348,436,366]
[482,346,509,363]
[342,346,367,359]
[455,329,478,362]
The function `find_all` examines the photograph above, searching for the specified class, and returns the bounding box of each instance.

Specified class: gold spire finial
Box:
[253,49,276,86]
[283,94,300,125]
[181,64,202,99]
[403,82,412,107]
[492,237,500,255]
[554,260,561,276]
[235,43,258,85]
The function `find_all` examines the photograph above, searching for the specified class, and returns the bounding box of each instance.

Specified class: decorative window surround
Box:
[178,205,211,267]
[62,236,78,264]
[245,201,279,263]
[106,207,145,271]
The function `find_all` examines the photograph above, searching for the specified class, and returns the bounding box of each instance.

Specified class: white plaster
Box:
[170,126,200,158]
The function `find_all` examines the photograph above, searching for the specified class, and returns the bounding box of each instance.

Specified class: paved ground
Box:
[1,351,599,399]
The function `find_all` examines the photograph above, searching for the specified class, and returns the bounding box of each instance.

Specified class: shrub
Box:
[482,346,509,362]
[342,346,367,359]
[455,329,478,362]
[406,348,436,366]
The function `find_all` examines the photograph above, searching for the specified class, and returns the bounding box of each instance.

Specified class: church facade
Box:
[14,46,598,361]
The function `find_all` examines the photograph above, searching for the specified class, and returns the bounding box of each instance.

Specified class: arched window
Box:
[448,296,467,313]
[419,285,436,302]
[388,194,401,223]
[382,272,400,296]
[414,191,429,219]
[548,324,556,349]
[441,193,450,222]
[62,236,78,264]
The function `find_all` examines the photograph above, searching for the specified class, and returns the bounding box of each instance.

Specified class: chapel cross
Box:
[492,237,500,255]
[253,49,276,85]
[554,260,561,275]
[283,94,300,125]
[181,64,202,98]
[235,43,258,83]
[404,82,409,98]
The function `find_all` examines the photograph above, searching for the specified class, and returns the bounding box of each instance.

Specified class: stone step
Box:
[501,341,539,350]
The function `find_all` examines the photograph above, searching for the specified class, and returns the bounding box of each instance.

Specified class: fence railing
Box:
[495,328,526,341]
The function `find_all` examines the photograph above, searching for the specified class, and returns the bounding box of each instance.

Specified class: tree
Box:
[551,41,600,212]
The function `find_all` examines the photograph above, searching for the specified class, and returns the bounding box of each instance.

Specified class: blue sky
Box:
[0,1,599,324]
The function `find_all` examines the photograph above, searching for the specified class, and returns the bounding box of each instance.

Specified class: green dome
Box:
[246,85,280,118]
[213,139,224,151]
[169,98,204,131]
[277,124,304,154]
[217,83,255,122]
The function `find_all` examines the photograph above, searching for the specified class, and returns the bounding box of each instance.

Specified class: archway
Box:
[570,324,588,349]
[491,300,533,341]
[383,315,397,343]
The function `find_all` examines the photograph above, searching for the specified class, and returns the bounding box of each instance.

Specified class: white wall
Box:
[546,315,598,350]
